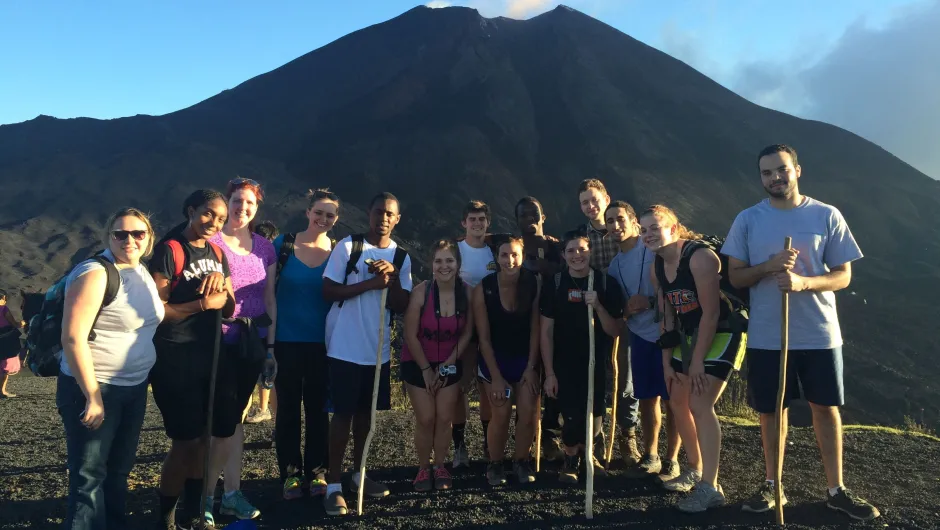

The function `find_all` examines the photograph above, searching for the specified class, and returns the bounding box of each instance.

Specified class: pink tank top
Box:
[401,282,466,364]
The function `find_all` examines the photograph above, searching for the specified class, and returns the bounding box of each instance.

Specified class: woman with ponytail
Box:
[639,205,746,514]
[149,189,236,530]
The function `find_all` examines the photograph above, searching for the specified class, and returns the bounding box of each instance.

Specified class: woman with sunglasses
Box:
[57,207,165,530]
[272,189,340,500]
[200,177,277,525]
[473,237,541,486]
[149,190,235,530]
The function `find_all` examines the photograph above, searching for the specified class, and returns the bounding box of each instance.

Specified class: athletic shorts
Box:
[400,360,462,389]
[327,357,391,416]
[745,347,844,414]
[670,331,746,382]
[150,342,260,440]
[631,333,669,400]
[477,354,528,385]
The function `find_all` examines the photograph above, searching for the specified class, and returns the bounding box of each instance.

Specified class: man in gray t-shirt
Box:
[723,144,878,521]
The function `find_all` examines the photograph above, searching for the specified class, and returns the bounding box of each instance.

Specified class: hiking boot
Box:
[626,454,662,478]
[619,431,642,466]
[657,459,681,483]
[559,454,581,484]
[433,465,453,490]
[587,453,608,478]
[309,472,327,497]
[453,442,470,469]
[662,468,701,493]
[244,408,272,424]
[220,490,260,520]
[513,459,536,483]
[676,482,726,513]
[413,467,433,492]
[742,481,787,513]
[826,488,881,521]
[283,477,304,500]
[486,461,507,486]
[323,491,347,516]
[352,473,390,498]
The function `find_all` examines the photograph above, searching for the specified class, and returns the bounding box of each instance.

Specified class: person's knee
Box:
[415,410,436,433]
[688,396,714,418]
[809,402,840,420]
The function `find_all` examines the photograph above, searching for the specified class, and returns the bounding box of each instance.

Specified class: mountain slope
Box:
[1,5,937,426]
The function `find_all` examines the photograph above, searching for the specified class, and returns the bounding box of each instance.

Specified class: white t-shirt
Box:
[59,250,165,386]
[323,236,414,365]
[458,240,497,287]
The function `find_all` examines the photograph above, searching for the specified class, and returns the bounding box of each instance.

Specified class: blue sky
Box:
[2,0,937,177]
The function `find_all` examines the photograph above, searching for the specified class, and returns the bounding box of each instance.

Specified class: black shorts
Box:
[400,360,462,389]
[150,342,262,440]
[745,347,844,414]
[327,357,391,416]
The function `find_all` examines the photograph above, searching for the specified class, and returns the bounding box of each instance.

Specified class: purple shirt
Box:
[210,232,276,344]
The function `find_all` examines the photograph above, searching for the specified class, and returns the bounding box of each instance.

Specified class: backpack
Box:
[654,234,749,332]
[25,254,121,377]
[338,234,408,324]
[166,239,224,292]
[420,278,469,320]
[275,232,336,290]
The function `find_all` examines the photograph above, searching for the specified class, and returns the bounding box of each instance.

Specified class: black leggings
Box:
[274,342,330,483]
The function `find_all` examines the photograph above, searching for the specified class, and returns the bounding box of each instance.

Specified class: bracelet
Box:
[198,298,206,311]
[546,373,556,379]
[421,365,432,371]
[266,344,275,350]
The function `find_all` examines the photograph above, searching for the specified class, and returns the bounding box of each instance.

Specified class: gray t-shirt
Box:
[59,250,165,386]
[721,197,863,350]
[609,241,659,343]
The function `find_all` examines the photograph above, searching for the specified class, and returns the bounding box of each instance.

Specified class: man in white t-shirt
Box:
[454,200,498,468]
[723,144,878,521]
[321,192,413,516]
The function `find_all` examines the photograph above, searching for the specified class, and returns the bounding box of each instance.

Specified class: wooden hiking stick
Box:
[605,335,620,468]
[202,311,223,511]
[535,247,545,472]
[358,288,388,516]
[585,269,596,519]
[774,236,792,526]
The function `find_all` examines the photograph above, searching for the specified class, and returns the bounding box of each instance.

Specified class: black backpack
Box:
[420,278,469,319]
[338,234,408,324]
[654,234,749,331]
[25,254,121,377]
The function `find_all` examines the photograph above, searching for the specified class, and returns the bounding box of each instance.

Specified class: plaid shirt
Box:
[578,222,619,273]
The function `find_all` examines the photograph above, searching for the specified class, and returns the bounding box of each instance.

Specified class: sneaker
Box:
[486,461,507,486]
[559,454,581,484]
[513,459,536,483]
[220,490,260,520]
[433,466,453,490]
[657,459,681,483]
[244,408,272,424]
[323,491,347,516]
[413,467,433,492]
[742,481,787,513]
[308,473,327,497]
[352,473,390,498]
[676,482,726,513]
[453,443,470,469]
[283,477,304,500]
[619,431,642,466]
[827,488,881,521]
[626,454,662,478]
[662,468,701,493]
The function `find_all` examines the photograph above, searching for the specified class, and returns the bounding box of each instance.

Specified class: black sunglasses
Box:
[111,230,148,241]
[229,177,261,188]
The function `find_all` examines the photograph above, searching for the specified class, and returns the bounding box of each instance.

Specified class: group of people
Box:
[46,142,880,529]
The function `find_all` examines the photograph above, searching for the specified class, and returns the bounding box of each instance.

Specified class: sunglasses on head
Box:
[111,230,148,241]
[229,177,261,188]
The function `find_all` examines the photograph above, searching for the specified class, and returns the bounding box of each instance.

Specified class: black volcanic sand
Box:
[1,372,938,530]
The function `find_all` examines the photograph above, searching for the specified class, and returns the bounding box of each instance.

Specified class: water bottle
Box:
[261,353,276,389]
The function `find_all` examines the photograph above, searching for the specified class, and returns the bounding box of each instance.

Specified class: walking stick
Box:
[605,336,620,468]
[358,288,388,516]
[774,237,792,526]
[534,248,545,472]
[202,310,223,516]
[585,269,596,520]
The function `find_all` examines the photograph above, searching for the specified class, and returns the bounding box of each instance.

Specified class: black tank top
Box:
[482,270,536,357]
[655,242,729,333]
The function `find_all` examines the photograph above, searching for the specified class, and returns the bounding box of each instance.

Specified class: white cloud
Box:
[426,1,453,8]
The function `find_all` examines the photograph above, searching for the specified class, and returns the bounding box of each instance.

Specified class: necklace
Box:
[570,273,589,291]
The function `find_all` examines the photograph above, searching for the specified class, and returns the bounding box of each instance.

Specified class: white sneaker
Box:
[676,482,726,513]
[663,468,702,492]
[245,408,272,424]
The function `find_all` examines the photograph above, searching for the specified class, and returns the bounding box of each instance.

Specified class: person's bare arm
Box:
[61,269,107,429]
[775,262,852,293]
[728,249,798,289]
[151,273,228,322]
